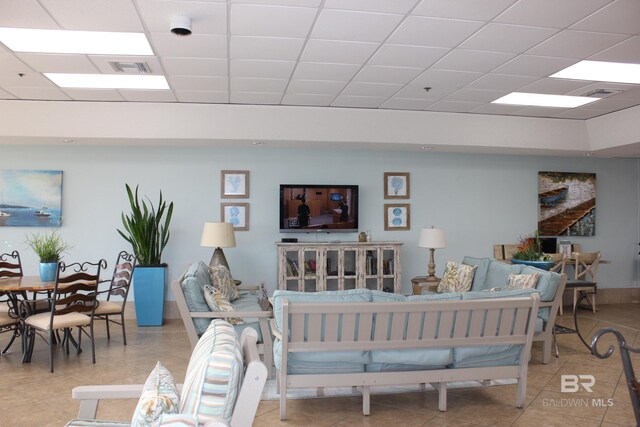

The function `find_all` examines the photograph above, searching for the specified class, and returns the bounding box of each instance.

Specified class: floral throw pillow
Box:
[437,262,478,293]
[209,265,239,301]
[507,273,539,289]
[203,284,244,325]
[131,362,180,427]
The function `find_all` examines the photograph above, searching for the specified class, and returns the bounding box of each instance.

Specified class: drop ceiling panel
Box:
[510,106,571,117]
[287,79,347,95]
[445,88,507,103]
[413,0,516,21]
[571,0,640,35]
[379,97,433,110]
[137,0,228,35]
[0,0,58,29]
[230,4,316,38]
[494,0,612,29]
[426,100,484,113]
[7,86,70,100]
[119,89,177,102]
[579,97,640,110]
[493,55,576,77]
[527,31,629,59]
[324,0,419,14]
[175,90,228,103]
[412,69,483,88]
[471,103,525,114]
[432,49,515,73]
[230,0,321,6]
[459,24,559,53]
[231,36,305,61]
[89,55,163,74]
[151,33,227,58]
[231,59,296,79]
[62,88,125,101]
[353,65,423,84]
[162,57,228,77]
[467,73,538,91]
[0,50,41,74]
[332,95,385,108]
[0,71,55,87]
[342,82,403,97]
[169,76,228,91]
[519,78,593,94]
[301,40,379,64]
[231,91,282,104]
[292,62,360,81]
[311,10,403,43]
[281,92,335,106]
[388,16,484,48]
[40,0,143,31]
[590,36,640,63]
[0,88,16,99]
[555,108,609,119]
[368,44,449,68]
[230,77,288,92]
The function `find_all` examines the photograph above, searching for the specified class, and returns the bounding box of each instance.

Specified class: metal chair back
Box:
[105,251,136,305]
[0,251,23,278]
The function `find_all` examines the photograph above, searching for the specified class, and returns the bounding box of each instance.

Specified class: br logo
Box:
[561,374,596,393]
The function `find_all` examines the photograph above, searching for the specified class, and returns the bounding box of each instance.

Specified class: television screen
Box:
[280,185,359,233]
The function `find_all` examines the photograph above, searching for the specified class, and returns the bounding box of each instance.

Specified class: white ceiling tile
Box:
[426,100,485,113]
[325,0,419,14]
[0,0,58,29]
[519,78,593,94]
[353,66,423,84]
[369,44,449,68]
[312,10,403,43]
[281,93,335,106]
[0,50,38,74]
[287,79,347,95]
[332,95,386,108]
[293,62,360,81]
[394,84,455,100]
[470,103,525,114]
[564,82,637,96]
[527,31,629,59]
[0,72,54,87]
[412,69,483,88]
[413,0,516,21]
[119,89,177,102]
[571,0,640,35]
[62,88,125,101]
[40,0,144,31]
[607,86,640,100]
[6,86,70,100]
[15,53,99,73]
[589,36,640,63]
[231,59,295,79]
[231,77,288,92]
[89,55,164,74]
[494,0,612,29]
[493,55,576,77]
[231,36,305,61]
[169,76,228,91]
[162,57,228,77]
[230,4,316,38]
[379,97,434,110]
[230,0,321,6]
[579,97,640,111]
[388,16,484,47]
[445,88,506,103]
[467,73,537,91]
[151,33,227,58]
[510,106,570,117]
[432,49,515,73]
[301,40,379,64]
[459,23,558,53]
[136,0,227,35]
[175,91,229,103]
[342,82,403,97]
[0,88,16,99]
[231,91,282,104]
[555,109,609,119]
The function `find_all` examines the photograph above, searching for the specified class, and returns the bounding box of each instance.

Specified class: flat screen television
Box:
[280,184,359,233]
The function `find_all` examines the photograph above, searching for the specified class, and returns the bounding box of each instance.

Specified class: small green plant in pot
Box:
[118,184,174,326]
[511,230,554,270]
[25,230,72,281]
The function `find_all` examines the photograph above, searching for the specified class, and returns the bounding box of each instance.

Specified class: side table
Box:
[411,276,440,295]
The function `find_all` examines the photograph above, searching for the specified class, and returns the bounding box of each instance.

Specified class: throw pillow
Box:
[507,273,539,290]
[209,265,239,301]
[437,261,477,293]
[131,362,180,427]
[203,285,244,325]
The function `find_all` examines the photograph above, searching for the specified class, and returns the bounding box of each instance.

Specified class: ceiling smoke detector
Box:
[582,88,624,98]
[109,61,151,74]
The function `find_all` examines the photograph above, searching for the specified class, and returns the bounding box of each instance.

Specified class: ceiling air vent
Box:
[582,88,624,98]
[109,61,151,74]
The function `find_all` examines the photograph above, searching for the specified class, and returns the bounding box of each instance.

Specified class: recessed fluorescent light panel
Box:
[492,92,600,108]
[45,73,169,90]
[551,60,640,84]
[0,27,153,55]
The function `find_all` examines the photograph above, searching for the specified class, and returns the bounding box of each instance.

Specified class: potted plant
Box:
[512,230,554,270]
[118,184,174,326]
[25,230,72,281]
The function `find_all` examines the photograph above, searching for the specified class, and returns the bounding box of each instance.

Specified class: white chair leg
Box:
[592,293,596,313]
[279,372,287,421]
[573,289,578,314]
[516,378,526,408]
[361,386,370,416]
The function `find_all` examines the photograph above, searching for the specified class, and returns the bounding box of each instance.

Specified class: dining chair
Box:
[547,253,568,316]
[0,251,23,354]
[568,251,601,314]
[93,251,136,345]
[23,259,106,372]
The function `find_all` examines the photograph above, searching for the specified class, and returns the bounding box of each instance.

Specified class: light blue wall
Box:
[1,144,638,296]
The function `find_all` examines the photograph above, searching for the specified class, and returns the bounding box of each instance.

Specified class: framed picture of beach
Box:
[0,169,63,227]
[538,171,596,236]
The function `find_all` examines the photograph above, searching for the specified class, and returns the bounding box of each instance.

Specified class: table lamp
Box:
[200,222,236,272]
[418,227,446,282]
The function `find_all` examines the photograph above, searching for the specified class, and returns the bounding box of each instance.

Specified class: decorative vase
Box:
[511,259,555,271]
[133,266,166,326]
[39,262,57,282]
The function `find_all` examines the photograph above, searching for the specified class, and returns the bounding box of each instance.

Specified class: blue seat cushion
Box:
[463,257,491,292]
[520,266,561,302]
[230,292,264,342]
[180,276,211,336]
[273,339,366,374]
[481,261,524,291]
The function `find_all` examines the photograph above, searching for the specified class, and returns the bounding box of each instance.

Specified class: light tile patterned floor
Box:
[0,304,637,426]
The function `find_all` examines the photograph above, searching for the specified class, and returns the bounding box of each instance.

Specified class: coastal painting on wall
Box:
[221,170,250,198]
[0,169,63,227]
[221,202,249,231]
[384,172,410,199]
[384,203,410,231]
[538,171,596,236]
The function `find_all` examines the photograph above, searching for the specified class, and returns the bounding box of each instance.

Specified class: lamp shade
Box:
[200,222,236,248]
[418,228,446,249]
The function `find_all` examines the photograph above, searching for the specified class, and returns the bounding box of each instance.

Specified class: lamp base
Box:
[209,247,230,272]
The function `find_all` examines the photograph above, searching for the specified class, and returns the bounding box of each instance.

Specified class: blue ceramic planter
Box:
[39,262,57,282]
[511,259,555,271]
[133,266,166,326]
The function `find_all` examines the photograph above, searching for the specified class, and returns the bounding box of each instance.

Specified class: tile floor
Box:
[0,304,638,426]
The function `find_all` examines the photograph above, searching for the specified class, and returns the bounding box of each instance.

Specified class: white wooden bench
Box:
[271,294,540,420]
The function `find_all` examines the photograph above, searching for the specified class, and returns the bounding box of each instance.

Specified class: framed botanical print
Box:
[221,202,249,231]
[384,203,410,231]
[384,172,410,199]
[221,170,250,198]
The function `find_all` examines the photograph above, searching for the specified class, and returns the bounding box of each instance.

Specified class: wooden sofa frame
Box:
[272,294,540,420]
[70,328,267,427]
[171,278,273,377]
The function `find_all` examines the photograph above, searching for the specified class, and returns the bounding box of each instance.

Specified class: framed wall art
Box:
[538,171,596,236]
[384,172,410,199]
[221,170,250,198]
[0,169,63,227]
[384,203,410,231]
[221,202,249,231]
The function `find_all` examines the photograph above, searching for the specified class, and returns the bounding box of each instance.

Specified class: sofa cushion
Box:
[507,273,539,289]
[209,265,239,302]
[230,292,263,342]
[156,414,199,426]
[437,261,477,293]
[131,362,180,427]
[521,266,561,302]
[482,261,523,291]
[180,276,211,336]
[273,340,366,374]
[179,320,243,425]
[461,288,538,300]
[462,257,491,291]
[184,261,213,288]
